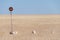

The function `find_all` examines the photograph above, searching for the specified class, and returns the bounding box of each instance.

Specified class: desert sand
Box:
[0,15,60,40]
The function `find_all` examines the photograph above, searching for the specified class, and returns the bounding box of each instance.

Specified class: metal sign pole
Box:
[9,7,13,35]
[10,11,13,33]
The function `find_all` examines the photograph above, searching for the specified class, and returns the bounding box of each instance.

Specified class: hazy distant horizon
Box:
[0,14,60,15]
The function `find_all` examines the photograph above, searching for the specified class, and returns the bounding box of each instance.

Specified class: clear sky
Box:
[0,0,60,14]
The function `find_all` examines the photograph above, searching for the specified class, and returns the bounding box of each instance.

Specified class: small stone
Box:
[13,32,18,34]
[32,30,36,34]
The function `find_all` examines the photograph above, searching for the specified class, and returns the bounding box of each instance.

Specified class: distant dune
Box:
[0,15,60,40]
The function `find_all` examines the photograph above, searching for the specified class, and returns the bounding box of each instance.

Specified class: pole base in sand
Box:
[9,32,13,35]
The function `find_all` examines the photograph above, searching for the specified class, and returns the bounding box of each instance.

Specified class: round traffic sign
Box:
[9,7,13,11]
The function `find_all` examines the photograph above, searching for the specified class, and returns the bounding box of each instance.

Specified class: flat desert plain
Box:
[0,15,60,40]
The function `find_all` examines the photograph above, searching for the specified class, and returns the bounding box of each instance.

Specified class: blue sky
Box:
[0,0,60,14]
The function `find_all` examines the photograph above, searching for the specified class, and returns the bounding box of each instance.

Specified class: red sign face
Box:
[9,7,13,11]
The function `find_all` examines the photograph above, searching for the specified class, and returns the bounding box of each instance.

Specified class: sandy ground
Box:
[0,15,60,40]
